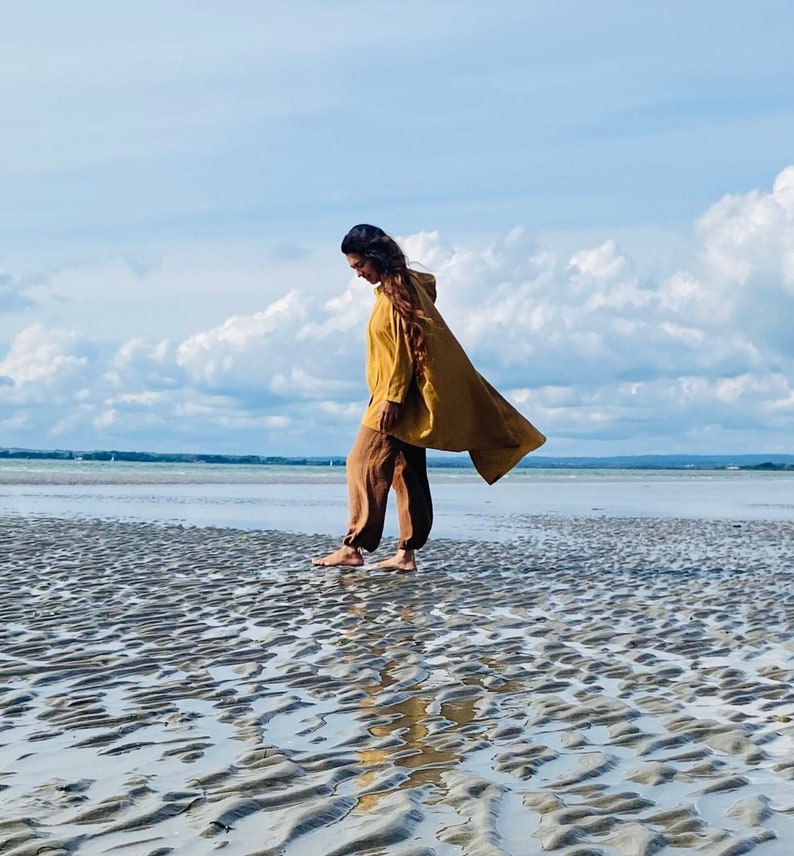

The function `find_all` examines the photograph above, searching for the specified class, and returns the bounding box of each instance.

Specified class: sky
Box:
[1,0,793,458]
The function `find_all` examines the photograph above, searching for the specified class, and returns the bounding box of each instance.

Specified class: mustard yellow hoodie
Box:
[361,271,546,484]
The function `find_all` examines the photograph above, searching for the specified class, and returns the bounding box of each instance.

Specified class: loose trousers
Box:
[343,425,433,553]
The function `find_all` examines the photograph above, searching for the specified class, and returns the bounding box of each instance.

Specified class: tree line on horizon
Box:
[1,447,792,470]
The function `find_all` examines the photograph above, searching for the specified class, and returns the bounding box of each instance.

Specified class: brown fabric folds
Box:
[342,426,433,552]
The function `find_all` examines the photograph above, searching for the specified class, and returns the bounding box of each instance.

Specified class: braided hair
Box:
[341,224,428,377]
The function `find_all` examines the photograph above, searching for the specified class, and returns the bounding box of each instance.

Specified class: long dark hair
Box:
[341,224,428,376]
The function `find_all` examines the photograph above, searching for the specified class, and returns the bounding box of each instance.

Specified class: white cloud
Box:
[569,239,631,285]
[297,282,373,340]
[0,324,89,401]
[697,166,794,290]
[93,408,119,429]
[1,167,793,455]
[106,338,178,390]
[176,291,307,391]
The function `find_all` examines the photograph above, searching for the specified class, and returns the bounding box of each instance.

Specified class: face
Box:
[345,253,381,285]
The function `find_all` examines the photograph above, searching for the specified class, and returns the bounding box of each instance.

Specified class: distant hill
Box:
[1,447,792,470]
[0,447,346,466]
[515,454,794,471]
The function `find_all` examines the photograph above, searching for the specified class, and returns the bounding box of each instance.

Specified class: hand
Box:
[378,400,401,433]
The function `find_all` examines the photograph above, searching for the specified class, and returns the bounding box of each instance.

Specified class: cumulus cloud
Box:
[407,178,793,410]
[176,290,307,392]
[106,337,180,390]
[1,167,793,455]
[0,323,90,400]
[398,172,794,452]
[176,288,364,404]
[687,165,794,358]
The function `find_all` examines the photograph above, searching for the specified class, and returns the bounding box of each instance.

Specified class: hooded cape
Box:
[361,271,546,484]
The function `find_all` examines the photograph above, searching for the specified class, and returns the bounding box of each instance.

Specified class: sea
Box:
[1,458,792,542]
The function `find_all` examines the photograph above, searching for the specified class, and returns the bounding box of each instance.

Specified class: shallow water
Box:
[1,462,792,540]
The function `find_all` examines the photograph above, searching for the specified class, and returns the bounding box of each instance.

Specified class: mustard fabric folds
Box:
[361,271,546,484]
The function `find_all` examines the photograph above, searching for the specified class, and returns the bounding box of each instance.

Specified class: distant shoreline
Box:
[2,447,793,471]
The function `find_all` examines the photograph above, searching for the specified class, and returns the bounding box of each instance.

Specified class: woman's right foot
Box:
[311,546,364,567]
[367,549,417,572]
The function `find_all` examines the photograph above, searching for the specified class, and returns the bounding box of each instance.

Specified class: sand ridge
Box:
[1,514,794,855]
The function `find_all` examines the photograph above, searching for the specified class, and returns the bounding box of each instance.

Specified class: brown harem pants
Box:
[342,425,433,553]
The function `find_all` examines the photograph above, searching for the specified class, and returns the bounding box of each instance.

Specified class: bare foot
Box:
[312,546,364,568]
[366,549,417,572]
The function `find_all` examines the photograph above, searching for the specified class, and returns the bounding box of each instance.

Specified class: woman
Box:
[313,224,545,571]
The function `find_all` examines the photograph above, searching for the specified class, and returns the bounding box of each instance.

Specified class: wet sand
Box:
[2,513,794,855]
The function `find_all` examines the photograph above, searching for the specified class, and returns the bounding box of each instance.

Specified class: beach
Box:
[2,466,794,855]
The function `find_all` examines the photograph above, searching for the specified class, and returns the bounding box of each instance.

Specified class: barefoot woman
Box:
[313,225,545,570]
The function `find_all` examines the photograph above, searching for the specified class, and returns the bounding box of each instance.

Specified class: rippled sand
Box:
[2,514,794,855]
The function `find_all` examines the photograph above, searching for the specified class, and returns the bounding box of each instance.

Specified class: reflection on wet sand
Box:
[337,587,473,808]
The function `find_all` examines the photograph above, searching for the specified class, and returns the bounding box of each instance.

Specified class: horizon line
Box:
[1,446,793,464]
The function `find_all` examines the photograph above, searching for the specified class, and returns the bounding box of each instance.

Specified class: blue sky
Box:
[2,1,793,457]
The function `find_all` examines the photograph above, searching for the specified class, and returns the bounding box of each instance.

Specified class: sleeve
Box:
[385,307,415,403]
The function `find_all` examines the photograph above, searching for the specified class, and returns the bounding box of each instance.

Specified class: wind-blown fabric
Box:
[361,271,546,484]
